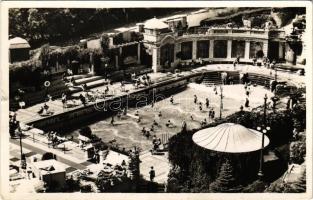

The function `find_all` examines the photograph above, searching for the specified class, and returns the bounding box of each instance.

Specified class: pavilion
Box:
[9,37,31,63]
[192,123,271,183]
[192,123,270,153]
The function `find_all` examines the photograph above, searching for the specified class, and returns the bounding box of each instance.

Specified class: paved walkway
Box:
[9,142,76,174]
[139,151,170,184]
[10,136,90,171]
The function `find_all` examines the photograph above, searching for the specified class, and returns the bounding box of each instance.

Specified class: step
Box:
[203,76,220,79]
[74,76,104,85]
[203,77,220,81]
[66,74,93,81]
[86,79,106,88]
[204,80,222,83]
[69,79,106,93]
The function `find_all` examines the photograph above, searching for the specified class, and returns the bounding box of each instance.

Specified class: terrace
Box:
[180,26,285,40]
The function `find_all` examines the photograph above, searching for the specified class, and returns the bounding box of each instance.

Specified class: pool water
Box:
[69,83,274,152]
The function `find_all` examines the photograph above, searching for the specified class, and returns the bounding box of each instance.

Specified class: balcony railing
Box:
[143,32,174,43]
[179,26,287,40]
[143,26,285,43]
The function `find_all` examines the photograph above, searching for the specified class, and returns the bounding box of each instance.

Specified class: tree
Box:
[79,126,92,138]
[128,149,140,181]
[96,170,112,192]
[290,136,306,164]
[289,168,306,193]
[10,8,192,48]
[209,159,242,193]
[27,9,48,41]
[100,34,110,54]
[39,44,51,68]
[242,180,267,193]
[41,152,56,160]
[265,168,306,193]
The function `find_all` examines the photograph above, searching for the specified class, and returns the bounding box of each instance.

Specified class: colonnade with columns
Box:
[184,39,268,61]
[114,42,141,70]
[150,37,286,72]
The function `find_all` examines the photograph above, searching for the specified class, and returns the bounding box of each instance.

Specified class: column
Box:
[227,40,232,59]
[174,43,181,62]
[137,43,141,64]
[115,55,119,70]
[152,47,161,73]
[263,41,269,58]
[56,60,59,72]
[192,40,197,60]
[278,42,284,59]
[209,40,214,58]
[116,46,122,70]
[89,53,94,74]
[244,41,250,60]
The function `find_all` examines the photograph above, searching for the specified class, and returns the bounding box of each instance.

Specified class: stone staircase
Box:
[248,73,273,88]
[10,74,108,109]
[202,71,222,86]
[67,74,108,93]
[226,71,240,84]
[201,71,240,86]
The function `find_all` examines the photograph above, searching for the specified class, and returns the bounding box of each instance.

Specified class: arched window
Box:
[160,43,174,66]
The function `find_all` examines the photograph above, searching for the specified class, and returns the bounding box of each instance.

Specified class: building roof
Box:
[144,17,169,30]
[192,123,270,153]
[31,159,66,175]
[115,27,131,33]
[9,37,30,49]
[165,14,187,21]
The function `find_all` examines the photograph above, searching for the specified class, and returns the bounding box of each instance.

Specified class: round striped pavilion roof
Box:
[192,123,270,153]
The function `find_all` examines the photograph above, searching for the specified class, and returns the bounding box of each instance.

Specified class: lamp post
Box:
[257,94,270,178]
[257,125,270,178]
[219,85,223,119]
[19,131,23,161]
[17,126,26,170]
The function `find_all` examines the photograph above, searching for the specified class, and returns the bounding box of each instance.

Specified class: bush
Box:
[291,103,306,131]
[41,152,57,160]
[79,126,92,138]
[242,180,267,193]
[290,134,306,164]
[265,168,306,193]
[9,59,43,89]
[80,184,92,193]
[168,129,193,171]
[167,176,182,192]
[64,177,80,192]
[209,159,243,193]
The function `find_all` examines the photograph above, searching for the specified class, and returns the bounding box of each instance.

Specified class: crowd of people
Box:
[46,131,70,149]
[131,73,152,89]
[37,102,54,116]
